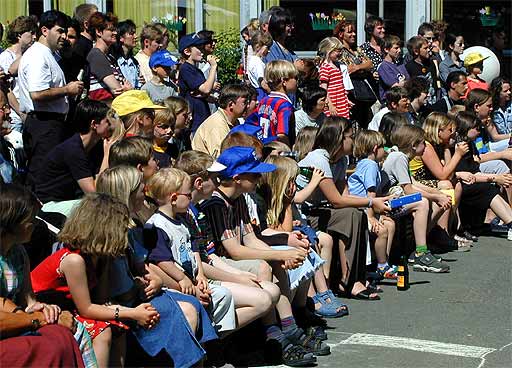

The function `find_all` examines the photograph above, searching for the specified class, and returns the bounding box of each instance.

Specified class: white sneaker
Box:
[507,227,512,241]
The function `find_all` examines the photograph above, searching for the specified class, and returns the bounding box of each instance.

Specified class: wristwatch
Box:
[31,318,41,331]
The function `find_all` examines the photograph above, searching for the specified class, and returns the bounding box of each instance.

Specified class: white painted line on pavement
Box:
[333,333,496,359]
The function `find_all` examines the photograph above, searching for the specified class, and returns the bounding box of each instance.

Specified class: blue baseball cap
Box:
[229,124,278,145]
[208,146,276,178]
[178,33,208,53]
[149,50,178,69]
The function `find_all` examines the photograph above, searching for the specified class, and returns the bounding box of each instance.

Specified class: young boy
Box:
[378,35,410,102]
[134,24,163,84]
[348,130,397,279]
[141,49,178,105]
[178,33,219,134]
[145,167,237,334]
[175,150,279,332]
[200,146,329,364]
[405,36,440,104]
[464,52,489,97]
[245,60,298,147]
[368,86,410,131]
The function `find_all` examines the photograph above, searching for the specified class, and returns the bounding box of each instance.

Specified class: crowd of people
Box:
[1,3,511,368]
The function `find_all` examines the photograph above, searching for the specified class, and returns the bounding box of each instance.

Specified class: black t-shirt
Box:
[430,96,464,114]
[200,190,253,258]
[35,134,95,203]
[68,35,93,82]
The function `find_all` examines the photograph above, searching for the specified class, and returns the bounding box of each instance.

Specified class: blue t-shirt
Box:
[178,62,209,133]
[377,60,409,102]
[347,158,381,197]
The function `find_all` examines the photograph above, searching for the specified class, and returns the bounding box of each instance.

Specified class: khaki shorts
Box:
[220,257,263,275]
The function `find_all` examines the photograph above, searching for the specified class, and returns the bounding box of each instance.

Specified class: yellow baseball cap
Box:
[464,52,489,68]
[111,90,165,117]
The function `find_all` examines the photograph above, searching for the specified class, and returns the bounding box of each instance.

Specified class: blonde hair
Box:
[147,168,189,204]
[164,96,189,117]
[293,126,318,161]
[58,193,130,257]
[251,31,273,53]
[261,155,298,228]
[264,60,298,90]
[106,109,126,142]
[175,150,214,180]
[317,37,343,61]
[152,107,175,129]
[96,165,143,210]
[422,112,455,144]
[353,130,386,158]
[390,125,425,158]
[447,104,465,118]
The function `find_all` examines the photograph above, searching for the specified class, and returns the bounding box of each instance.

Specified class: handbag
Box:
[351,77,378,103]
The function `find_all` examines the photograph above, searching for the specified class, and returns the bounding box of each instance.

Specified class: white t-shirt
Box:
[368,107,390,131]
[18,42,68,114]
[247,54,265,89]
[0,49,22,129]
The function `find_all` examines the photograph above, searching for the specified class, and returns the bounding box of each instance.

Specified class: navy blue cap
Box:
[149,50,178,68]
[178,33,208,53]
[212,146,276,178]
[229,124,278,145]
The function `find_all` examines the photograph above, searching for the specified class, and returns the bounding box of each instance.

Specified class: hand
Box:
[454,142,469,156]
[65,81,84,96]
[57,311,76,333]
[435,193,452,210]
[103,135,119,154]
[178,277,195,295]
[27,302,61,324]
[309,168,325,186]
[347,64,359,74]
[368,216,384,234]
[207,54,219,67]
[144,273,163,299]
[122,80,134,91]
[235,273,262,288]
[282,247,307,265]
[195,274,209,292]
[328,103,337,116]
[133,303,160,329]
[457,171,476,185]
[371,196,392,214]
[287,232,309,249]
[213,81,221,90]
[195,286,211,307]
[495,173,512,187]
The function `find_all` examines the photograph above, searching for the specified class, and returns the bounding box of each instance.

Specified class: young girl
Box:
[381,125,452,272]
[348,130,397,279]
[163,96,192,159]
[464,52,489,97]
[318,37,351,119]
[454,111,512,240]
[96,165,217,367]
[293,126,318,161]
[247,31,273,101]
[261,155,348,319]
[296,117,390,299]
[31,193,160,368]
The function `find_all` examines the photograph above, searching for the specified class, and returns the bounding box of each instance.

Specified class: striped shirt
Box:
[319,62,350,119]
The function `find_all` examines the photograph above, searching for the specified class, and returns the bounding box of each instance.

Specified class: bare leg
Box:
[381,216,396,256]
[490,195,512,224]
[373,223,389,264]
[177,301,198,333]
[92,327,112,368]
[317,231,333,282]
[407,198,429,246]
[109,332,126,368]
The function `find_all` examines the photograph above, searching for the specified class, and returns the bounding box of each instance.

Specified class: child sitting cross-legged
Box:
[348,130,397,279]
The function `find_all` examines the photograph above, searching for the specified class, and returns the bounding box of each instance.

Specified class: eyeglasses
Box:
[172,192,192,200]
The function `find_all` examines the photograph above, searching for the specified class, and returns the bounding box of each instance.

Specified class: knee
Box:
[419,198,430,211]
[319,232,333,249]
[258,261,273,281]
[256,291,274,315]
[438,180,453,190]
[261,281,280,305]
[378,225,388,238]
[178,301,199,330]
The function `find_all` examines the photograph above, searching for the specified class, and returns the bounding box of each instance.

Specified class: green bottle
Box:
[299,167,314,181]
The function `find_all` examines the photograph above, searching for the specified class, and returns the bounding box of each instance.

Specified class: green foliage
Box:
[0,39,10,51]
[214,28,242,85]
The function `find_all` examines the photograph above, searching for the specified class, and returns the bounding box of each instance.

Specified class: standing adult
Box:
[263,7,297,64]
[0,16,38,133]
[68,3,98,83]
[359,15,386,93]
[18,10,84,186]
[86,12,131,104]
[111,20,142,90]
[334,19,375,127]
[439,33,466,83]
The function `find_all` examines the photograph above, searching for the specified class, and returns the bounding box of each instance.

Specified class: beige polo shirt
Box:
[192,108,233,157]
[134,50,152,85]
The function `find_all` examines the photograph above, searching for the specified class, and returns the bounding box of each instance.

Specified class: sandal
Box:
[316,290,349,317]
[281,341,317,367]
[351,288,381,301]
[286,328,331,356]
[312,294,347,318]
[305,326,327,341]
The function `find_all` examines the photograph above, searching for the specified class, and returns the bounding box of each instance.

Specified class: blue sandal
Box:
[312,291,349,318]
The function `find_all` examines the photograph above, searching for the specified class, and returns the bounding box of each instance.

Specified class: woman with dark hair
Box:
[439,33,466,82]
[490,77,512,135]
[359,15,386,89]
[87,12,132,103]
[334,19,375,127]
[111,20,142,90]
[263,7,297,64]
[296,117,391,300]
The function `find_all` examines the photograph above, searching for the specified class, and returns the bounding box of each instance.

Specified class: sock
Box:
[281,316,299,337]
[415,244,428,255]
[378,262,389,269]
[265,325,286,344]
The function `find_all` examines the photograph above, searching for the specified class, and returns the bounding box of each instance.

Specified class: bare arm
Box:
[30,81,83,102]
[77,177,96,194]
[421,143,466,180]
[197,56,218,95]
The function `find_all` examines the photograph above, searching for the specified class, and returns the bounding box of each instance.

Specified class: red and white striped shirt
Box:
[319,62,350,119]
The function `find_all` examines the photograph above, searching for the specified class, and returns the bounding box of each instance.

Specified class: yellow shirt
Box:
[409,141,432,176]
[191,109,233,157]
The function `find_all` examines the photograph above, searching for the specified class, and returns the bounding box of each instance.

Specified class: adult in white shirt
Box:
[18,10,84,185]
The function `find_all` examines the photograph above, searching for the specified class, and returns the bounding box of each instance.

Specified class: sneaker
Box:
[377,264,398,279]
[408,251,441,264]
[412,252,450,273]
[508,227,512,241]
